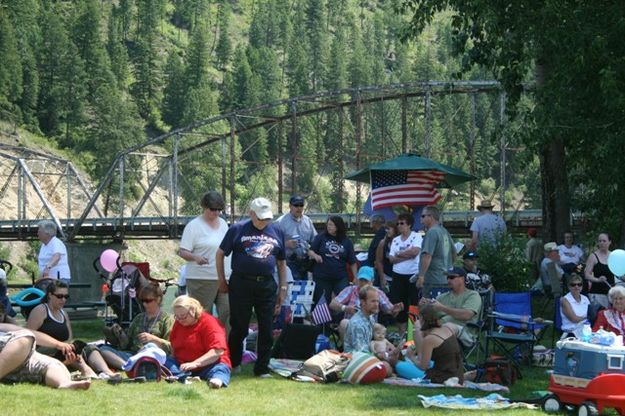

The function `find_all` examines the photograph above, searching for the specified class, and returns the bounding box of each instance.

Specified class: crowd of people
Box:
[3,193,625,391]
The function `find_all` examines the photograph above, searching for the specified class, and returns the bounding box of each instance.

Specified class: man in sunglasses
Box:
[415,206,456,296]
[419,267,482,347]
[217,197,287,378]
[275,195,317,280]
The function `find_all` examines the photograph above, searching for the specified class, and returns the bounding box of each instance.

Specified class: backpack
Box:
[125,357,170,382]
[478,356,520,386]
[293,349,351,383]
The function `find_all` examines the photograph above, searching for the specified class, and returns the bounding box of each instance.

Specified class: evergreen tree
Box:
[0,10,23,114]
[286,7,310,97]
[58,40,87,148]
[304,0,328,91]
[107,10,131,89]
[214,2,232,70]
[162,51,186,128]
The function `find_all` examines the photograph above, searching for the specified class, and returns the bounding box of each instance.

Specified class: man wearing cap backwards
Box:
[275,195,317,280]
[540,242,564,294]
[420,267,482,347]
[329,266,403,340]
[216,197,287,378]
[469,200,507,251]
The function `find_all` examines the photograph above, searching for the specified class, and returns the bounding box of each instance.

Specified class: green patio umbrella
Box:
[344,153,475,188]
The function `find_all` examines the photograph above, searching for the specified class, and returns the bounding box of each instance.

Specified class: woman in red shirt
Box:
[170,296,231,388]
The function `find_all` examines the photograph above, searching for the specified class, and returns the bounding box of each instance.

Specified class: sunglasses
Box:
[208,207,223,212]
[569,283,583,287]
[292,204,304,208]
[447,275,462,279]
[174,311,190,321]
[52,293,70,300]
[397,221,407,225]
[141,298,157,304]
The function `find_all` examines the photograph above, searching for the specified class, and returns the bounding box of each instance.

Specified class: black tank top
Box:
[38,304,70,341]
[590,252,614,295]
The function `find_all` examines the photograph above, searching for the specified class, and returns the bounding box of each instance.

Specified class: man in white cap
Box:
[540,242,564,294]
[469,200,507,251]
[216,197,287,378]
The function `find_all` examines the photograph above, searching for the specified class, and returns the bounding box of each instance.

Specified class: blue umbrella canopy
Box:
[344,153,475,188]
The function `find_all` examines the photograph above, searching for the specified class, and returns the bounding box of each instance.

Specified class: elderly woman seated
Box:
[593,285,625,341]
[169,296,231,388]
[560,274,590,338]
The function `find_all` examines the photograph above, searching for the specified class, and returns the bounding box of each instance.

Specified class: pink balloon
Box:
[100,249,120,273]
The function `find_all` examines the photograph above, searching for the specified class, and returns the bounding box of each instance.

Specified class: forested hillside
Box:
[0,0,538,213]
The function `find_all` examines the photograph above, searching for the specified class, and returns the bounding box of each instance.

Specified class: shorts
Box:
[0,330,62,384]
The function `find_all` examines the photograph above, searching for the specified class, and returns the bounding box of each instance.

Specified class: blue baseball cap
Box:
[357,266,375,281]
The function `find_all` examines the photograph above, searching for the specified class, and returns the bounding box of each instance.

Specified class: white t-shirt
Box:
[38,236,71,280]
[389,231,423,275]
[558,244,583,265]
[179,216,231,280]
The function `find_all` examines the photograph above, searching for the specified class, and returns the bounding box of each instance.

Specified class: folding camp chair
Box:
[485,291,552,373]
[462,288,492,369]
[287,280,316,320]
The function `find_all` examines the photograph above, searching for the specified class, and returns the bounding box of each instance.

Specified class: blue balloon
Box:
[608,249,625,277]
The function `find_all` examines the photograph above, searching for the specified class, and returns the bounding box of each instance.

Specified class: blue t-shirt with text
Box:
[219,219,285,277]
[311,233,357,280]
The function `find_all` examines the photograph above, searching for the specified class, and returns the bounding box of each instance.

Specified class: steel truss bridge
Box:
[0,80,540,242]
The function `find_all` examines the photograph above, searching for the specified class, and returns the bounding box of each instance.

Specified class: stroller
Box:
[94,256,176,328]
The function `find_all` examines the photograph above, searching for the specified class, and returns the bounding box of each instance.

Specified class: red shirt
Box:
[170,312,232,369]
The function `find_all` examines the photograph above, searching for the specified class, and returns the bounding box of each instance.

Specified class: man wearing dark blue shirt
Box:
[216,197,287,377]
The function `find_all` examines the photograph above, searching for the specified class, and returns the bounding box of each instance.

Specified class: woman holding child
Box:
[405,303,464,383]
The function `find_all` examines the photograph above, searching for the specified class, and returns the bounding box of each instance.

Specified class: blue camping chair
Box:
[485,291,552,372]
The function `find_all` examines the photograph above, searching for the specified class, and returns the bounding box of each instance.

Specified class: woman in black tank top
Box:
[584,232,615,308]
[27,281,118,378]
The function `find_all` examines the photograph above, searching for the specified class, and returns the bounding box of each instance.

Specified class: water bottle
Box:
[582,324,592,343]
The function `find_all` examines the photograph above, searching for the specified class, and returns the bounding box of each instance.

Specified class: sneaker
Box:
[208,378,223,389]
[257,373,272,379]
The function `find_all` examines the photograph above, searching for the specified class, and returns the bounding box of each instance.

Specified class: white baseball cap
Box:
[250,197,273,220]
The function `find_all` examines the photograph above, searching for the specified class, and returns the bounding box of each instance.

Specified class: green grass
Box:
[2,319,557,416]
[2,364,550,416]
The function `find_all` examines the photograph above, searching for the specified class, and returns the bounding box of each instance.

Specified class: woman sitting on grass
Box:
[26,280,118,379]
[405,303,464,384]
[169,295,231,388]
[99,284,174,370]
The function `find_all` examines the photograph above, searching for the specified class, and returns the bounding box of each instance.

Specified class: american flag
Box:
[311,294,333,325]
[370,170,445,210]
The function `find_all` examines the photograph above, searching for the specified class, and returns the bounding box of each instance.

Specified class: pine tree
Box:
[214,2,232,70]
[162,51,186,128]
[304,0,328,91]
[0,10,23,114]
[107,9,131,89]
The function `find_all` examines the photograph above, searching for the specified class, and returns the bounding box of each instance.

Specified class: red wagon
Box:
[543,367,625,415]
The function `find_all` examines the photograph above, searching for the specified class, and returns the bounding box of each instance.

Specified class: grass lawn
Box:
[2,319,556,416]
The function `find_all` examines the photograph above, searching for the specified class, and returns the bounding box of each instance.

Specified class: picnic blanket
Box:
[269,358,510,392]
[419,393,537,410]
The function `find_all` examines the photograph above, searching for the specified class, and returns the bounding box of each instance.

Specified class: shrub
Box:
[476,233,533,291]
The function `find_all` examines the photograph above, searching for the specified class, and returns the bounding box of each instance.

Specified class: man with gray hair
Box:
[415,206,455,296]
[37,220,71,284]
[217,197,287,378]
